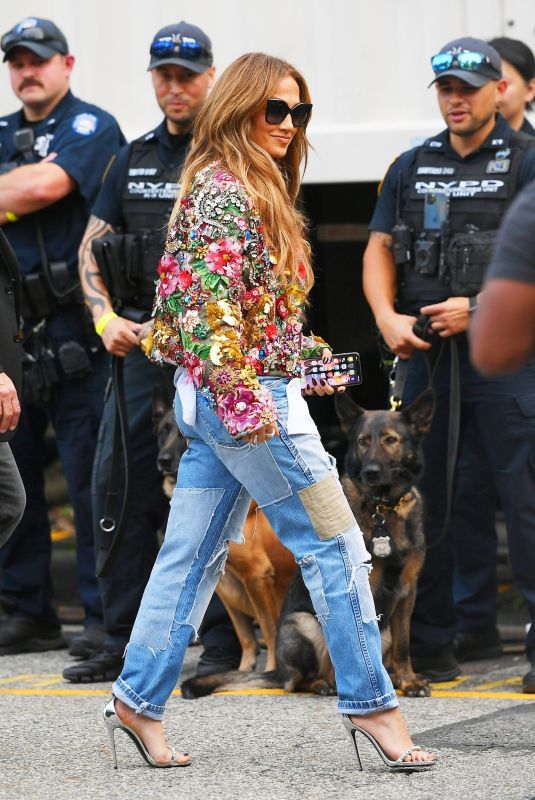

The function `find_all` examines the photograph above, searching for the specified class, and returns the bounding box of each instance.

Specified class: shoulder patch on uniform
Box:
[72,113,99,136]
[0,121,8,127]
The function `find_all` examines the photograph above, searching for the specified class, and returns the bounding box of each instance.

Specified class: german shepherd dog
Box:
[152,385,296,673]
[180,389,435,700]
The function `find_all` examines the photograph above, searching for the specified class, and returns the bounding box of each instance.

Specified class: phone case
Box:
[301,352,362,390]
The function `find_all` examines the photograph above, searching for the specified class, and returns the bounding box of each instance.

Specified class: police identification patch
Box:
[486,159,510,174]
[72,113,99,136]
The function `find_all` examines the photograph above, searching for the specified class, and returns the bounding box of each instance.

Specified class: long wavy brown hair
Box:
[173,52,314,292]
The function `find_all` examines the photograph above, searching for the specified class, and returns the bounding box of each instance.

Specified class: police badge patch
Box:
[72,113,99,136]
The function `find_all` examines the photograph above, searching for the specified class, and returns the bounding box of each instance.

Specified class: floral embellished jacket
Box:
[145,162,327,437]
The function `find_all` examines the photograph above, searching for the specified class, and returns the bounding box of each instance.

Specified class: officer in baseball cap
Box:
[1,16,68,61]
[364,34,535,692]
[64,21,241,684]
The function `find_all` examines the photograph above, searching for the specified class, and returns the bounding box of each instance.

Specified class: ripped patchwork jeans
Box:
[112,377,398,719]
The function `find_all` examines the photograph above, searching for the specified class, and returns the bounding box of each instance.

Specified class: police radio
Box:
[14,128,35,163]
[391,171,412,265]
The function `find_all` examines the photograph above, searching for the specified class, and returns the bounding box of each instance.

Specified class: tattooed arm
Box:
[363,231,430,359]
[78,214,141,357]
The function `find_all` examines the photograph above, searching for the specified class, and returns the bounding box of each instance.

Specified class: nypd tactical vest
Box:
[395,130,535,315]
[92,133,184,311]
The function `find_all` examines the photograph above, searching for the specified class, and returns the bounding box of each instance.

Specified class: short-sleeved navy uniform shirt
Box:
[92,121,190,228]
[370,115,535,234]
[0,90,125,276]
[487,180,535,284]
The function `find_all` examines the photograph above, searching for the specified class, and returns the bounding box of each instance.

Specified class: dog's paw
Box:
[400,675,431,697]
[309,678,337,696]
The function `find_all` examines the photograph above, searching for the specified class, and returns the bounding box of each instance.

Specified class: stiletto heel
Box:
[348,728,363,771]
[341,715,437,772]
[103,697,191,769]
[106,721,118,769]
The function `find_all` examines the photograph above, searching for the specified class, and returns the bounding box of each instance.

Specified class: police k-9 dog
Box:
[181,388,435,700]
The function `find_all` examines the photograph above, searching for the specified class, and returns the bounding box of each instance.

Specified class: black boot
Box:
[62,646,123,683]
[196,646,241,676]
[411,644,462,682]
[522,662,535,694]
[68,624,107,659]
[0,613,66,655]
[453,627,502,662]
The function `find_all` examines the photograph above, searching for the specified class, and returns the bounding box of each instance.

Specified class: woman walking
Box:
[104,52,436,772]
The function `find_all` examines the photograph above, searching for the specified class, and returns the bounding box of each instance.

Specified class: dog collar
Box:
[373,490,414,516]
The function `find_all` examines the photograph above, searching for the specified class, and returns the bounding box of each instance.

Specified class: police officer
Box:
[363,37,535,690]
[489,37,535,135]
[64,22,241,682]
[0,17,124,655]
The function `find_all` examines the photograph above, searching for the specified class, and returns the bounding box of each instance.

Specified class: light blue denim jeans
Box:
[113,377,398,719]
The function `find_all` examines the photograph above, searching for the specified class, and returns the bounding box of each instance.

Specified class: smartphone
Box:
[301,352,362,390]
[423,191,448,230]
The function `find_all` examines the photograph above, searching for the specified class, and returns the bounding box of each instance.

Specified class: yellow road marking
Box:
[429,676,472,690]
[474,677,522,690]
[0,687,533,700]
[430,690,534,700]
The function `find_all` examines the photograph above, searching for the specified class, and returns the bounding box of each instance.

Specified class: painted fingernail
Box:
[319,379,326,386]
[311,378,318,386]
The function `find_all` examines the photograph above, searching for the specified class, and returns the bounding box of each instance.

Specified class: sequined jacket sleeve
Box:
[145,165,278,437]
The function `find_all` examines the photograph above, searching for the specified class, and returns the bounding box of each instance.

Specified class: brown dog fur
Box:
[152,385,296,672]
[181,389,436,700]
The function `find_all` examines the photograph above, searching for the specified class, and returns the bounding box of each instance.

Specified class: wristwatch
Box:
[468,295,479,312]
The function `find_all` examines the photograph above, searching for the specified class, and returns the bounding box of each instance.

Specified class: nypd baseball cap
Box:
[1,17,69,62]
[148,22,212,73]
[430,37,502,87]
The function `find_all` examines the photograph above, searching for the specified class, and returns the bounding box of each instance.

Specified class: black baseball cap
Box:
[148,22,212,73]
[1,17,68,62]
[430,37,502,87]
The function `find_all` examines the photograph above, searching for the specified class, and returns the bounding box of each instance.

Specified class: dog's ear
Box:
[152,384,170,427]
[335,392,365,435]
[400,388,435,437]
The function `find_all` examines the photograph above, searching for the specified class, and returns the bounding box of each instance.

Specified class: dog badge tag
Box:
[372,536,392,558]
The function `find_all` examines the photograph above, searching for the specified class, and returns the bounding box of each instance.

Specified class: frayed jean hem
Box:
[112,677,165,721]
[338,691,399,715]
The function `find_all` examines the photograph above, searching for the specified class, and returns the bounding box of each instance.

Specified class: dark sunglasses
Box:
[1,26,50,51]
[431,50,492,74]
[265,98,313,127]
[150,34,210,62]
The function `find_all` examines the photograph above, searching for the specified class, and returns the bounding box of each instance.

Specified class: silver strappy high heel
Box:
[342,715,437,771]
[103,697,191,769]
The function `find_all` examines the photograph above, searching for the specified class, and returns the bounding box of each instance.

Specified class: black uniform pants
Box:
[403,335,535,663]
[93,348,239,655]
[1,348,108,626]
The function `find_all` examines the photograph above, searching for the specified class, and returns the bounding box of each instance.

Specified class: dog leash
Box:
[388,323,460,552]
[96,355,131,577]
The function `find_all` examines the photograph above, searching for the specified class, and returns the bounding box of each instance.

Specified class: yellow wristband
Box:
[5,211,19,223]
[95,311,118,336]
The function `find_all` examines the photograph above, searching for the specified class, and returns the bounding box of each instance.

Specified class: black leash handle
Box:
[96,355,130,577]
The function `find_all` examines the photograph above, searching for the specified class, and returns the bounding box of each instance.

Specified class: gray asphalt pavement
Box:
[0,640,534,800]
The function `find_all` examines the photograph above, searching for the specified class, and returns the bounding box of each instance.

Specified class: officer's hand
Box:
[101,316,142,357]
[378,311,431,359]
[421,297,470,338]
[0,373,21,433]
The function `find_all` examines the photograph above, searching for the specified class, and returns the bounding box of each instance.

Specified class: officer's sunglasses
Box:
[1,26,49,51]
[265,98,313,128]
[431,50,492,74]
[150,34,210,62]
